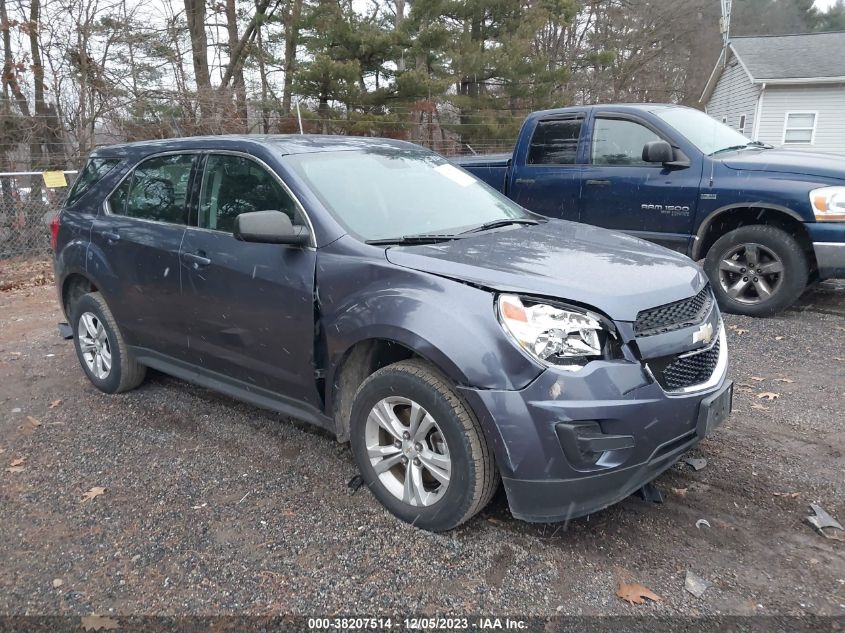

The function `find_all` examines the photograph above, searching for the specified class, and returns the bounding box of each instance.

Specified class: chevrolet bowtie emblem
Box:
[692,322,714,345]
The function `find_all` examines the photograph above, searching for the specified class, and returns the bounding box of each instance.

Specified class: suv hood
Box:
[385,221,706,322]
[720,148,845,181]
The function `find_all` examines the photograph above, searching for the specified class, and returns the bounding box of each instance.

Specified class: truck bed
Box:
[451,153,511,192]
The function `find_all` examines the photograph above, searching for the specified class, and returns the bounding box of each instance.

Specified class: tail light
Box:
[49,213,61,251]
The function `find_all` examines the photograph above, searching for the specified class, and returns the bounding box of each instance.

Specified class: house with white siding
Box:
[701,31,845,154]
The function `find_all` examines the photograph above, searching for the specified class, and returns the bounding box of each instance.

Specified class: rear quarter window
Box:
[65,158,120,206]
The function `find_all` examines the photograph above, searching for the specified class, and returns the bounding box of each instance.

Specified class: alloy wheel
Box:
[717,242,784,305]
[364,396,452,507]
[78,312,112,380]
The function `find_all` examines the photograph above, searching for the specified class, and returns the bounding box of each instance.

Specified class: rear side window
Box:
[66,159,119,206]
[527,119,582,165]
[198,154,300,233]
[108,154,195,224]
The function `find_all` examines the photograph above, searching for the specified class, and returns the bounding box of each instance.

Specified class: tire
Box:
[349,359,498,531]
[71,292,146,394]
[704,225,808,317]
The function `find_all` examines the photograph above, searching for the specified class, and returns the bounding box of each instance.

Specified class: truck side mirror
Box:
[234,210,310,246]
[642,140,674,164]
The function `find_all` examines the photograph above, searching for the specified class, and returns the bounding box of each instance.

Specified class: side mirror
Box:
[233,210,310,246]
[642,140,675,164]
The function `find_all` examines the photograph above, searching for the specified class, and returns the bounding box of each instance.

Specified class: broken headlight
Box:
[497,294,608,370]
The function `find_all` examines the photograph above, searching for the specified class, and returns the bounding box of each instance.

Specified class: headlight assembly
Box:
[497,294,608,370]
[810,187,845,221]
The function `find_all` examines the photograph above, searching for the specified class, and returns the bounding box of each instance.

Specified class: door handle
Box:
[182,251,212,268]
[103,231,120,243]
[585,179,611,187]
[514,178,535,186]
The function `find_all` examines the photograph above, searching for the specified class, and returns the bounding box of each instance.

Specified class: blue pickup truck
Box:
[455,104,845,316]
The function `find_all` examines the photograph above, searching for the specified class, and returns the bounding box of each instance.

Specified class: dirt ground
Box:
[0,257,843,622]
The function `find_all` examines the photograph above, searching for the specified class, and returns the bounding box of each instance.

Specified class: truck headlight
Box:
[810,187,845,221]
[497,294,606,370]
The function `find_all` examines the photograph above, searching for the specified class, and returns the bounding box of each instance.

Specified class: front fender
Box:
[317,239,542,395]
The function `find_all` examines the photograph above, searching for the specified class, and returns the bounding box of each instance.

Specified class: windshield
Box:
[654,107,755,155]
[283,148,531,241]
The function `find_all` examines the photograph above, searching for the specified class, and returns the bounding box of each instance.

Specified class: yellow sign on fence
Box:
[42,171,68,188]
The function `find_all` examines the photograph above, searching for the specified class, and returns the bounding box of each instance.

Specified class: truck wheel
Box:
[71,292,146,394]
[704,225,808,317]
[349,359,498,531]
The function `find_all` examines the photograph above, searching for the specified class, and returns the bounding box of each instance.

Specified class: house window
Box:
[738,114,747,135]
[721,116,727,124]
[783,112,817,144]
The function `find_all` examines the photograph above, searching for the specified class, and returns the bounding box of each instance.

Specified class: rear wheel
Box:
[349,359,498,531]
[71,292,146,393]
[704,225,808,316]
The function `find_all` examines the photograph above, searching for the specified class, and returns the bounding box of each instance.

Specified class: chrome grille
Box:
[651,338,721,392]
[634,286,713,337]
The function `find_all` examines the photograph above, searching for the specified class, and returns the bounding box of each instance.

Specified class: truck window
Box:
[591,118,662,166]
[527,119,582,165]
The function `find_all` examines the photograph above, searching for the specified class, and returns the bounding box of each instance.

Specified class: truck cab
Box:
[455,104,845,316]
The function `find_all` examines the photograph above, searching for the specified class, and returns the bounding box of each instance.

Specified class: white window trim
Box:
[782,111,818,145]
[738,113,747,135]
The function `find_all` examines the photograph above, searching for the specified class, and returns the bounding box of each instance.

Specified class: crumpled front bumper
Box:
[457,328,730,523]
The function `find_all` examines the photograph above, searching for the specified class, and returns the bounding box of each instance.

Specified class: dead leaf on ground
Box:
[773,492,800,498]
[775,336,785,341]
[734,328,749,335]
[5,466,25,473]
[671,487,688,497]
[26,415,41,427]
[751,376,767,382]
[751,403,770,411]
[81,486,106,503]
[616,581,662,605]
[80,614,119,631]
[52,578,63,588]
[48,399,62,409]
[776,378,794,383]
[758,392,779,401]
[9,457,25,467]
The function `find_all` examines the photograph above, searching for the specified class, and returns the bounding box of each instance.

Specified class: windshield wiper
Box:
[711,141,772,156]
[365,233,461,246]
[710,144,749,156]
[459,218,540,235]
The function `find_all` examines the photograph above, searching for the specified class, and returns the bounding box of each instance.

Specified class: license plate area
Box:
[696,380,733,437]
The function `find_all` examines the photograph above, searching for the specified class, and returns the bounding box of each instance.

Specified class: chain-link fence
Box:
[0,171,77,260]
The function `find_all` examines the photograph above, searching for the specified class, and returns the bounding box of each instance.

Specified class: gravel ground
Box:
[0,259,843,621]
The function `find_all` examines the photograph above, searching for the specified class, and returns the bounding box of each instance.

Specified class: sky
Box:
[814,0,838,9]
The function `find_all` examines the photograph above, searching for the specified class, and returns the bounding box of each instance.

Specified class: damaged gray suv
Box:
[52,135,732,531]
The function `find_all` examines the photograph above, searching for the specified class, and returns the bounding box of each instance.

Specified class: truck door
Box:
[507,115,584,221]
[579,114,700,253]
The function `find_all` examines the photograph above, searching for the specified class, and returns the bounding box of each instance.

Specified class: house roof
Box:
[732,32,845,80]
[700,31,845,103]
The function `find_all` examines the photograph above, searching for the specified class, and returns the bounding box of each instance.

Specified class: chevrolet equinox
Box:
[52,136,732,531]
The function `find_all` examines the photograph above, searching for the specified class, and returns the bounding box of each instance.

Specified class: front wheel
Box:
[349,360,498,531]
[704,225,809,316]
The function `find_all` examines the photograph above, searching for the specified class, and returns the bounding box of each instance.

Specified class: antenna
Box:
[720,0,732,51]
[295,100,304,135]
